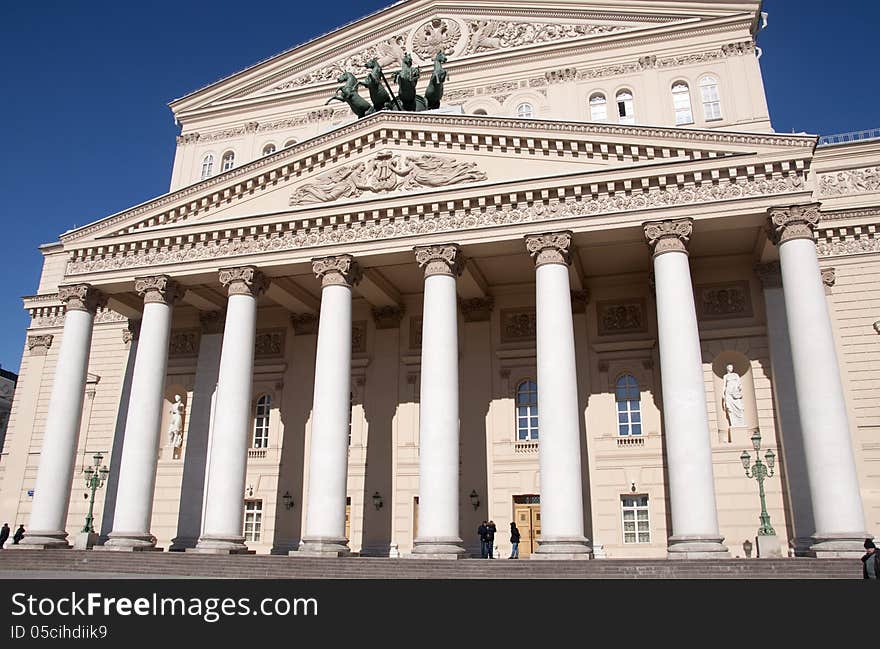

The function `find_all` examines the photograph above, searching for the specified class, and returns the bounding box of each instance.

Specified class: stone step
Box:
[0,551,860,579]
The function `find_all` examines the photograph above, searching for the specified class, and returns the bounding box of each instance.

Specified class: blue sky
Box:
[0,0,876,373]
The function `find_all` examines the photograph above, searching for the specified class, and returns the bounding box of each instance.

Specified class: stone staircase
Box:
[0,551,861,578]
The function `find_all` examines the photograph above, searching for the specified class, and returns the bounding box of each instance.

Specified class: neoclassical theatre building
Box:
[3,0,879,560]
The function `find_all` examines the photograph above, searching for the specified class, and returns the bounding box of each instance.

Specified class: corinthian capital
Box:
[754,262,782,289]
[767,203,821,245]
[218,266,270,297]
[524,231,573,267]
[58,284,106,313]
[643,219,693,257]
[134,275,183,305]
[312,255,362,288]
[414,244,464,277]
[27,334,54,356]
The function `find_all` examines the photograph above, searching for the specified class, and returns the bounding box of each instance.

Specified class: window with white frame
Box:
[621,495,650,543]
[200,153,214,179]
[615,374,642,436]
[589,93,607,121]
[516,379,539,441]
[262,143,276,156]
[700,76,722,121]
[516,102,534,119]
[221,151,235,171]
[672,82,694,125]
[616,90,635,124]
[243,500,263,542]
[252,395,271,448]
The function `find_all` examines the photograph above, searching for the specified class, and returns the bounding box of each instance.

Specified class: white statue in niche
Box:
[722,364,746,428]
[168,395,185,449]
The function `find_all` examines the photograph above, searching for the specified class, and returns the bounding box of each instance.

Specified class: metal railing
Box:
[817,128,880,146]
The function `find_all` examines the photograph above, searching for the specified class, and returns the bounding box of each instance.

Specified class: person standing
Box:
[861,539,880,579]
[0,523,9,549]
[12,525,24,545]
[486,520,497,559]
[509,521,521,559]
[478,521,488,559]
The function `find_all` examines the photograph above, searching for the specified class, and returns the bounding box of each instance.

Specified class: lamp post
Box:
[82,453,109,534]
[740,430,776,537]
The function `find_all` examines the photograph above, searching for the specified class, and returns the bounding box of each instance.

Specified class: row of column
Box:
[21,203,868,558]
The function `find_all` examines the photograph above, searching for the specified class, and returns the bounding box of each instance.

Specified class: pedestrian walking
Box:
[509,521,520,559]
[862,538,880,580]
[12,525,24,545]
[0,523,9,549]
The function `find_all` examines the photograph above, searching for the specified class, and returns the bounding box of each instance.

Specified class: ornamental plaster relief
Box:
[65,173,807,276]
[695,282,753,320]
[596,300,646,335]
[500,308,536,343]
[819,167,880,197]
[816,224,880,258]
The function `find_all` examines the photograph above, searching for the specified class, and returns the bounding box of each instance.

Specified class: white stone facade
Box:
[1,0,878,559]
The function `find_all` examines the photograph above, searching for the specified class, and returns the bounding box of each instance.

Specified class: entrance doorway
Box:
[513,495,541,557]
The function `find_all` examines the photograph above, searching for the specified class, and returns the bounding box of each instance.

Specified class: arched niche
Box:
[711,352,758,443]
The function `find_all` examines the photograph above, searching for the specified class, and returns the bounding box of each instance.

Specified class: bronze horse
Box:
[363,59,392,112]
[425,51,447,110]
[392,53,426,112]
[326,71,372,118]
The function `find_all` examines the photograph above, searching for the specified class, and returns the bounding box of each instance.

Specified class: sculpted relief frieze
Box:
[819,167,880,197]
[460,20,627,55]
[66,173,805,275]
[289,150,487,205]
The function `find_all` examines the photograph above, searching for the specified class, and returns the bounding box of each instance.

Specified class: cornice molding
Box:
[816,222,880,259]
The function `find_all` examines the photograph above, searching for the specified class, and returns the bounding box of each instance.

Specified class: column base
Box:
[408,537,466,559]
[15,530,69,549]
[191,535,252,554]
[667,535,729,559]
[808,533,872,558]
[73,532,99,550]
[295,537,351,557]
[531,536,593,560]
[100,532,160,551]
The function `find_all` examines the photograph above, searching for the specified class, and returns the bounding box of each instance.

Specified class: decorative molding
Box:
[570,290,590,314]
[821,268,836,290]
[291,313,318,335]
[460,19,627,56]
[255,329,286,357]
[413,18,461,58]
[818,207,880,223]
[57,284,106,314]
[199,310,225,335]
[169,330,201,357]
[643,218,693,257]
[409,316,423,349]
[26,334,54,355]
[312,254,362,288]
[352,320,367,354]
[218,266,269,297]
[372,305,405,330]
[500,308,536,343]
[767,203,821,245]
[754,262,782,289]
[134,275,182,305]
[695,282,753,320]
[414,244,464,278]
[525,231,573,267]
[290,150,487,205]
[122,319,141,344]
[93,307,127,324]
[819,167,880,197]
[597,299,647,335]
[459,296,495,322]
[816,224,880,258]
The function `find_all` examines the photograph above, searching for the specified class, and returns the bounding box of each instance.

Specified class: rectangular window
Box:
[621,495,650,544]
[244,500,263,542]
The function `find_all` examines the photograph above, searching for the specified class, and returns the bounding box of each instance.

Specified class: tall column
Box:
[643,219,727,559]
[20,284,105,548]
[768,204,868,556]
[195,267,268,553]
[299,255,361,557]
[104,276,181,550]
[525,232,592,559]
[410,245,466,559]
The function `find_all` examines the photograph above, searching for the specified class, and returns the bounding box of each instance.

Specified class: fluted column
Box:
[410,245,466,559]
[643,219,727,558]
[299,255,361,557]
[21,284,105,548]
[195,267,268,553]
[768,204,868,556]
[525,232,592,559]
[104,276,182,550]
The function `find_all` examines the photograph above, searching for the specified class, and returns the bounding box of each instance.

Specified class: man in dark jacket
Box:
[509,522,521,559]
[485,520,497,559]
[0,523,9,549]
[478,521,488,558]
[862,538,880,579]
[12,525,24,545]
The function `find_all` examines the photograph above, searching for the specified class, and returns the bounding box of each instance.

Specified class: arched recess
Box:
[162,385,189,460]
[710,351,758,443]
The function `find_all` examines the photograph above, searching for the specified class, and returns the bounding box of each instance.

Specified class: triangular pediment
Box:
[170,0,761,116]
[61,112,814,247]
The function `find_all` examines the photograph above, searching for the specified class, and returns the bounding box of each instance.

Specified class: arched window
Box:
[221,151,235,171]
[200,153,214,180]
[700,76,722,121]
[516,102,534,119]
[252,395,271,448]
[615,374,642,436]
[616,90,635,125]
[283,139,297,148]
[516,380,539,440]
[672,82,694,125]
[589,93,607,121]
[473,108,488,116]
[262,143,276,156]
